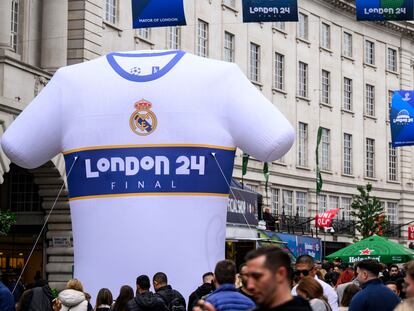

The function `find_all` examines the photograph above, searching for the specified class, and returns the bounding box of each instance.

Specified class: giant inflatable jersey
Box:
[1,50,294,298]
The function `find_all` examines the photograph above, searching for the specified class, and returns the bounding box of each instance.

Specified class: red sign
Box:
[408,224,414,240]
[315,208,340,228]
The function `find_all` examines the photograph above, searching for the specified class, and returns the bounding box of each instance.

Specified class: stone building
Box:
[0,0,414,289]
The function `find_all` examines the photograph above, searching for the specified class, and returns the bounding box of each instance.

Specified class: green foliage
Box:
[51,288,59,299]
[351,183,388,239]
[0,210,16,235]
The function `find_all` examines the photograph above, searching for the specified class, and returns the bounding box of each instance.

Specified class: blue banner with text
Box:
[64,146,235,200]
[132,0,187,28]
[356,0,414,21]
[242,0,298,22]
[391,91,414,147]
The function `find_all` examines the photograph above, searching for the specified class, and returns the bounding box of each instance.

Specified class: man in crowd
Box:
[291,255,338,311]
[404,260,414,298]
[238,263,255,302]
[153,272,186,311]
[205,260,254,310]
[0,271,15,311]
[188,272,215,311]
[385,281,401,300]
[348,259,400,311]
[194,247,312,311]
[126,275,168,311]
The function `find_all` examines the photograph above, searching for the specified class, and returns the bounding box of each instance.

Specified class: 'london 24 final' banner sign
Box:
[356,0,414,21]
[390,91,414,147]
[132,0,186,28]
[242,0,298,23]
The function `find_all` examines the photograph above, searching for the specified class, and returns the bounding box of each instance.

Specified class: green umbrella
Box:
[325,235,414,264]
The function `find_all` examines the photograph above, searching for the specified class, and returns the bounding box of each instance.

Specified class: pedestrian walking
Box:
[153,272,186,311]
[126,275,168,311]
[188,273,214,311]
[296,276,332,311]
[94,288,113,311]
[112,285,134,311]
[58,279,89,311]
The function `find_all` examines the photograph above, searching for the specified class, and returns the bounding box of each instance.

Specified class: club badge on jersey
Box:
[129,99,157,136]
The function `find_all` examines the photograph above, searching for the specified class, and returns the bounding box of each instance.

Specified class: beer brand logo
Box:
[359,248,374,255]
[129,99,157,136]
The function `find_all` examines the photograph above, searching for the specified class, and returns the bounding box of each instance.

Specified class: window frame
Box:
[342,32,353,58]
[224,31,235,62]
[365,40,375,65]
[249,42,261,82]
[365,84,376,117]
[298,61,308,98]
[321,70,330,104]
[365,138,375,178]
[105,0,117,24]
[297,122,308,167]
[197,19,209,57]
[274,52,285,90]
[343,133,353,175]
[297,13,308,40]
[343,77,353,111]
[321,22,331,49]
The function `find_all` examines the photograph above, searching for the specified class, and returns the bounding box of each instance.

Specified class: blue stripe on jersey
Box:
[64,146,236,199]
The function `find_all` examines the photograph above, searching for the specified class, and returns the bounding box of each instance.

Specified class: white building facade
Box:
[1,0,414,289]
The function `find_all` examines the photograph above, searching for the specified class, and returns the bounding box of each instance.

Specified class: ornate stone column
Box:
[41,0,68,71]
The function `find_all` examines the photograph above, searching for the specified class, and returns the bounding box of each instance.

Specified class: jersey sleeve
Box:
[225,64,295,162]
[1,70,64,169]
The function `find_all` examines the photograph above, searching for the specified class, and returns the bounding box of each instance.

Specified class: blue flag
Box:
[390,91,414,147]
[132,0,186,28]
[242,0,298,23]
[356,0,414,21]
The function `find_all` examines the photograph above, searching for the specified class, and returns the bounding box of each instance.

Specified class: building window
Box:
[366,84,375,116]
[298,62,308,98]
[365,40,375,65]
[321,70,330,104]
[10,0,19,52]
[388,90,394,120]
[321,128,330,171]
[224,31,235,62]
[343,32,353,58]
[274,53,285,90]
[168,27,180,49]
[138,28,151,40]
[343,133,353,175]
[388,48,397,72]
[270,188,279,215]
[388,143,398,181]
[245,184,259,193]
[105,0,117,24]
[366,138,375,178]
[298,13,308,40]
[249,43,260,82]
[321,23,330,49]
[298,122,308,167]
[274,22,286,31]
[8,164,42,213]
[318,194,327,214]
[343,77,353,111]
[296,192,307,217]
[282,190,293,216]
[387,202,398,223]
[341,197,352,220]
[197,19,209,57]
[330,196,339,210]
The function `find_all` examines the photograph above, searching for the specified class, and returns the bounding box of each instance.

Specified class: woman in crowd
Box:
[58,279,89,311]
[339,284,360,311]
[296,276,332,311]
[335,268,354,288]
[94,288,113,311]
[112,285,134,311]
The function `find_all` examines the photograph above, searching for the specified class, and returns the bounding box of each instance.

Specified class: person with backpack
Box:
[153,272,186,311]
[126,275,168,311]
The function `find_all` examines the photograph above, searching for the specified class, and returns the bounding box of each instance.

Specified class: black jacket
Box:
[28,286,54,311]
[155,285,186,310]
[188,283,215,311]
[126,291,168,311]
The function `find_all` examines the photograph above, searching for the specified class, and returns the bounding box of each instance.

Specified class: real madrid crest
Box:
[129,99,157,136]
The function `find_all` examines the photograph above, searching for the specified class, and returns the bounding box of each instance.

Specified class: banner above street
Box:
[132,0,186,28]
[242,0,299,23]
[390,91,414,147]
[356,0,414,21]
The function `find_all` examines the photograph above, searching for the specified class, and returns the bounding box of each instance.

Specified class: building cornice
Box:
[321,0,414,39]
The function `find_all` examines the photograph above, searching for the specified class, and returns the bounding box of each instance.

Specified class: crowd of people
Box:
[1,247,414,311]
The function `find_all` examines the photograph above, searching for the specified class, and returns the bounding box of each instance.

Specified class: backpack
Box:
[157,291,186,311]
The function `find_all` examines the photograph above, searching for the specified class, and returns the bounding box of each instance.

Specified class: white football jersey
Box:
[1,50,294,299]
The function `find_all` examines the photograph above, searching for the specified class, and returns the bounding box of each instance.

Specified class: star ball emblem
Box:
[359,248,374,255]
